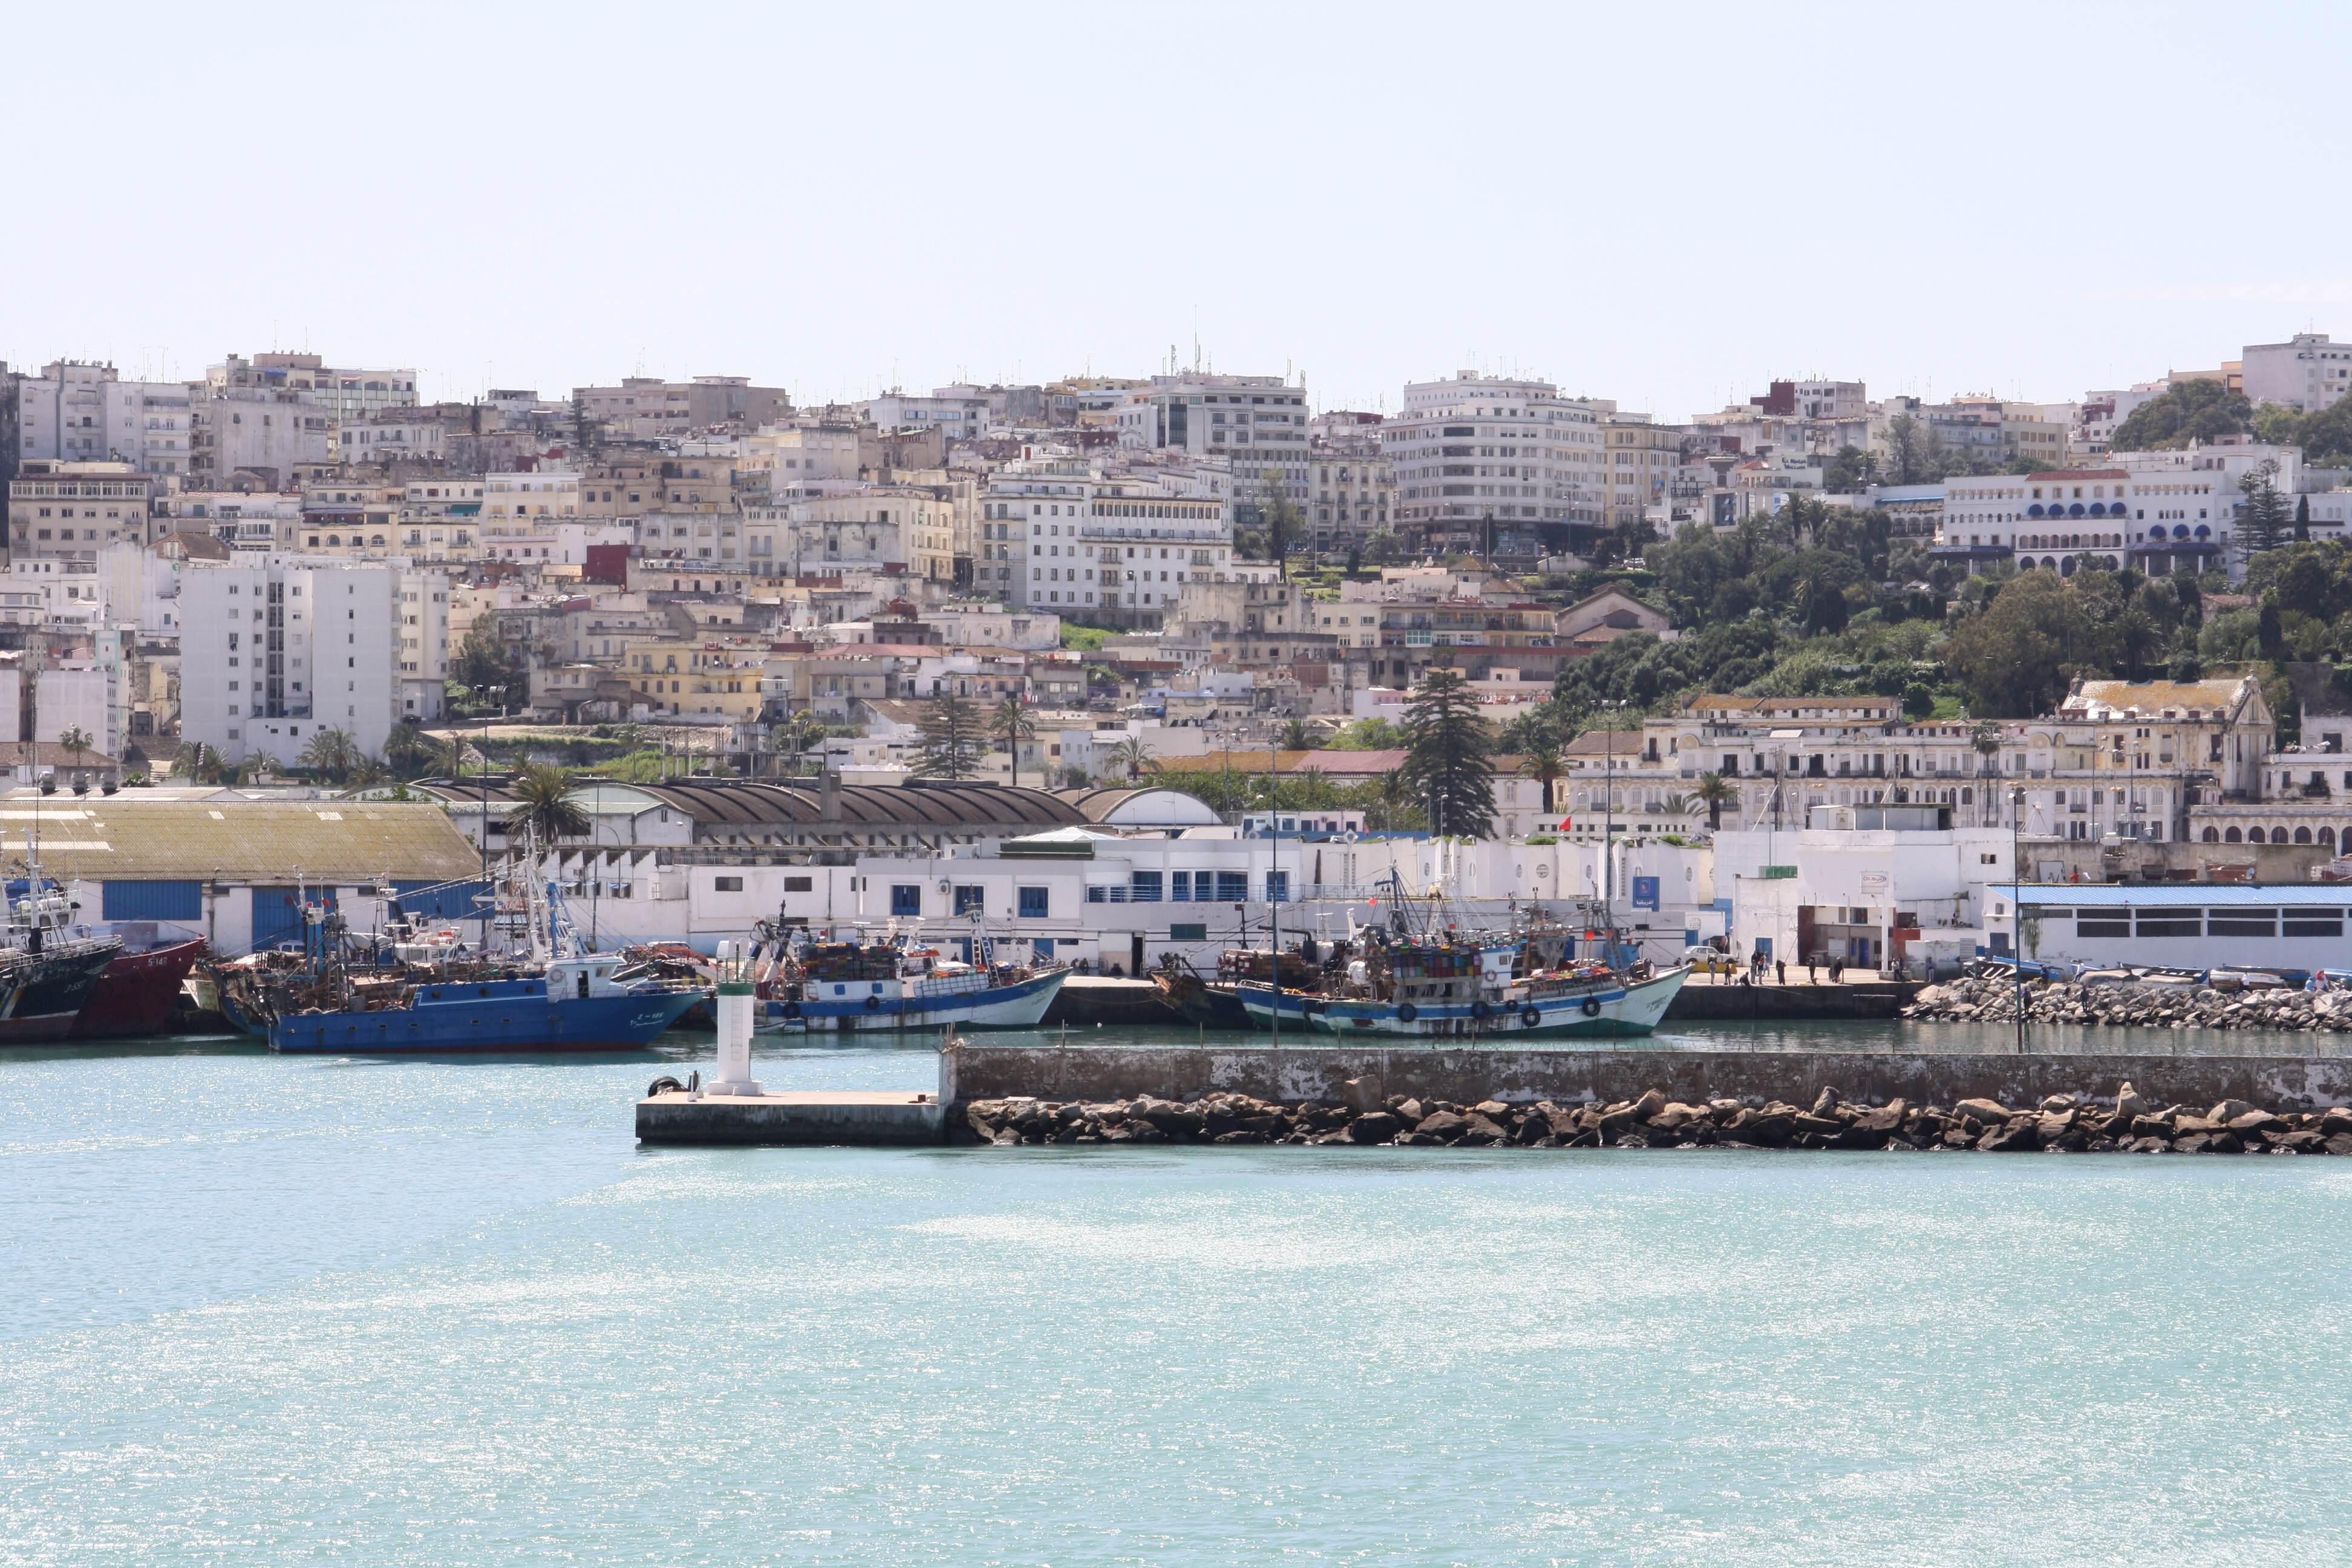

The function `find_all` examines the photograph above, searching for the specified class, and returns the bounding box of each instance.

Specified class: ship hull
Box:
[765,967,1067,1031]
[1232,983,1331,1031]
[1313,966,1690,1040]
[269,987,705,1053]
[73,938,206,1039]
[1155,972,1256,1030]
[0,940,119,1042]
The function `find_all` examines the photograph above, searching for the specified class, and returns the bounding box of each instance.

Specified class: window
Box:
[955,885,984,915]
[1170,870,1191,901]
[2132,908,2201,938]
[2285,912,2345,938]
[713,876,743,892]
[1267,871,1290,903]
[2206,909,2276,938]
[1017,886,1049,919]
[890,884,921,916]
[1131,871,1163,902]
[2075,910,2131,938]
[1215,871,1247,903]
[1170,923,1208,942]
[783,875,813,893]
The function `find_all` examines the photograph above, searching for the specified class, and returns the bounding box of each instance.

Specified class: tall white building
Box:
[13,362,193,475]
[980,455,1235,628]
[1384,371,1605,535]
[2242,332,2352,414]
[179,558,449,762]
[1112,374,1312,529]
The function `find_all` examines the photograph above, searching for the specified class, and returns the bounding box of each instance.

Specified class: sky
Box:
[9,1,2352,423]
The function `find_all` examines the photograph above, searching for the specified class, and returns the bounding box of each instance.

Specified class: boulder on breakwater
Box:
[1906,975,2352,1033]
[952,1077,2352,1155]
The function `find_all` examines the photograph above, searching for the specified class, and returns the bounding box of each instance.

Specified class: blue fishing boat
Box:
[750,911,1067,1033]
[269,955,705,1053]
[214,843,707,1053]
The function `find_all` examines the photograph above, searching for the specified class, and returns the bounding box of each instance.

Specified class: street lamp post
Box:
[2011,783,2027,1054]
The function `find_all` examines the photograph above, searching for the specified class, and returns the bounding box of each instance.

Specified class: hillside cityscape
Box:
[1,341,2348,967]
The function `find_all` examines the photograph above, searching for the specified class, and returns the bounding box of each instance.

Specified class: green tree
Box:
[1256,468,1302,580]
[1694,769,1736,829]
[2258,593,2286,659]
[450,625,522,696]
[1400,669,1495,838]
[1325,717,1405,750]
[2239,461,2293,555]
[1276,717,1319,751]
[1106,734,1151,782]
[1519,740,1563,818]
[990,694,1039,788]
[1822,445,1877,493]
[1943,574,2110,716]
[56,725,93,779]
[913,692,982,779]
[511,762,589,844]
[299,727,360,783]
[2109,380,2253,450]
[1883,414,1937,485]
[2296,494,2312,542]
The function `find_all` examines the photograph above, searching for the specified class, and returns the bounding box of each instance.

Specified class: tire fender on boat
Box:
[1469,1000,1491,1020]
[1581,996,1602,1018]
[1521,1005,1542,1028]
[864,994,881,1011]
[1396,1002,1418,1022]
[781,1001,802,1021]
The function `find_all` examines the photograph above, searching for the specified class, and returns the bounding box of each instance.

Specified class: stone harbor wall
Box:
[938,1044,2352,1117]
[954,1081,2352,1157]
[1906,975,2352,1034]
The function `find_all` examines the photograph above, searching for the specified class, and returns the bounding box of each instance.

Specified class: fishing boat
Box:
[0,855,122,1041]
[1157,947,1323,1031]
[215,841,707,1053]
[1307,883,1688,1040]
[748,912,1067,1033]
[73,935,206,1039]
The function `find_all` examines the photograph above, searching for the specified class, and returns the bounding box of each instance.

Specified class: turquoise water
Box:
[6,1027,2352,1565]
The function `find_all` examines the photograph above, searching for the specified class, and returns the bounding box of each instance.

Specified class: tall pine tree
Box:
[1401,669,1496,839]
[913,691,982,779]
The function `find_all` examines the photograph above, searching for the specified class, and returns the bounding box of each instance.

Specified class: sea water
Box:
[4,1025,2351,1565]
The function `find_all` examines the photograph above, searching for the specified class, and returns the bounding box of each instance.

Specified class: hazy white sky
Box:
[10,2,2349,422]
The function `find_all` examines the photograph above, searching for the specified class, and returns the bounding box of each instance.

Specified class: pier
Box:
[638,1088,945,1146]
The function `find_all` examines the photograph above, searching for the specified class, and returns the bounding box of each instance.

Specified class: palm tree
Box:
[1277,717,1319,751]
[1519,740,1563,818]
[1971,719,2003,826]
[299,727,359,783]
[511,763,589,844]
[1106,735,1150,782]
[237,751,283,786]
[56,725,93,784]
[1694,769,1736,831]
[991,694,1039,788]
[777,710,827,778]
[1659,793,1708,822]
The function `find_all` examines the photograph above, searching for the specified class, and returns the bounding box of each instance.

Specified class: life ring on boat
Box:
[781,1001,802,1021]
[1469,1000,1491,1020]
[863,994,881,1011]
[647,1075,685,1096]
[1580,996,1602,1018]
[1396,1002,1418,1022]
[1521,1005,1543,1028]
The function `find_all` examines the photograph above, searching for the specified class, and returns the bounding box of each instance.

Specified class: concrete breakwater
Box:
[956,1082,2352,1155]
[939,1043,2352,1117]
[1906,975,2352,1034]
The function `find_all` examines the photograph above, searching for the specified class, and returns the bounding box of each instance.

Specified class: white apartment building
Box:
[981,457,1236,628]
[12,362,192,475]
[1385,372,1605,533]
[573,376,789,442]
[7,460,158,561]
[1112,374,1312,527]
[2242,332,2352,413]
[179,558,449,763]
[1937,449,2304,578]
[1307,451,1393,547]
[859,388,990,442]
[206,353,419,421]
[737,489,956,581]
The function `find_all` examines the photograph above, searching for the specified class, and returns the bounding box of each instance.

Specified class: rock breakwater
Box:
[955,1080,2352,1154]
[1905,974,2352,1033]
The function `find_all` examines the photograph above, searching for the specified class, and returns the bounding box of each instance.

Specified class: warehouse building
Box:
[1993,883,2352,976]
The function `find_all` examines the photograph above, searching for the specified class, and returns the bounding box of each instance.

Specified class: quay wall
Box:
[939,1044,2352,1113]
